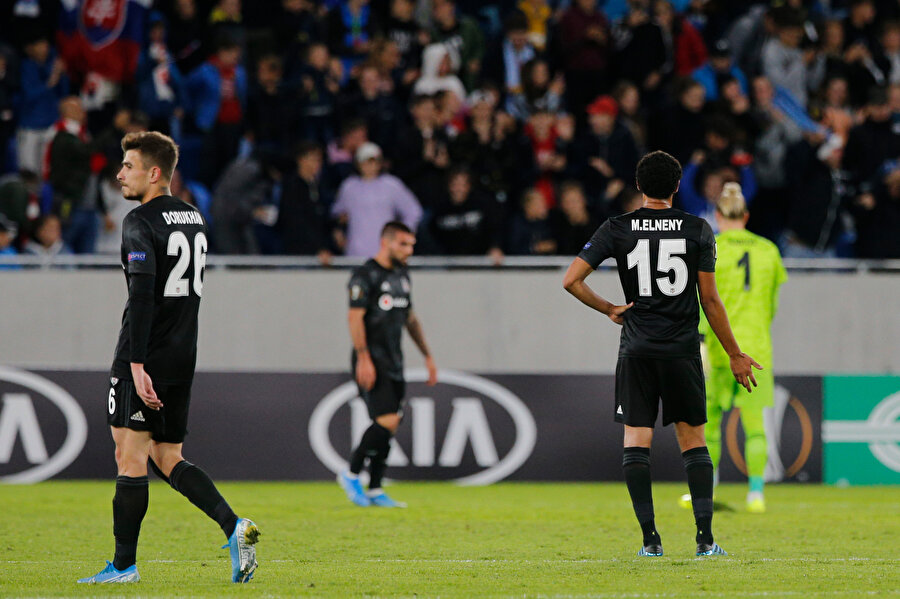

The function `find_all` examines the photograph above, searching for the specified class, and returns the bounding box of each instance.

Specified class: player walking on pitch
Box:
[563,151,761,557]
[338,221,438,507]
[79,132,259,584]
[680,183,787,513]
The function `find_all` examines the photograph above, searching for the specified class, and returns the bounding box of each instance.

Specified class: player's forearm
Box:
[564,280,614,316]
[128,274,156,363]
[701,296,742,357]
[406,318,432,358]
[347,312,369,353]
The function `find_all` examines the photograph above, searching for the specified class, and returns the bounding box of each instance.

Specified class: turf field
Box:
[1,481,898,598]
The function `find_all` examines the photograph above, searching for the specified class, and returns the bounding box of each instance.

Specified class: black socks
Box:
[683,446,715,545]
[169,460,239,539]
[623,447,660,547]
[349,422,393,490]
[112,475,148,571]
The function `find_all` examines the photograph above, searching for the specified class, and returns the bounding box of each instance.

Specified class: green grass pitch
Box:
[1,481,898,598]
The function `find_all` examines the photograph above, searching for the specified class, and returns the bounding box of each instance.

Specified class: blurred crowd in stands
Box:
[0,0,899,264]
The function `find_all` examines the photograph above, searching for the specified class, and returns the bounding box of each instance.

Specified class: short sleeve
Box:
[698,221,716,272]
[348,269,371,309]
[122,215,156,275]
[774,250,788,287]
[577,220,615,269]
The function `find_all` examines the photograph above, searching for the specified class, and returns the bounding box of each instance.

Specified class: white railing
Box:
[1,254,899,271]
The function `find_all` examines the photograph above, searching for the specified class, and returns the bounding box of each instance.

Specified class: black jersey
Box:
[111,195,208,383]
[348,259,412,380]
[578,207,716,359]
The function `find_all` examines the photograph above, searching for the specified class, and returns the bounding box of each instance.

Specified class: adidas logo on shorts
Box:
[130,411,145,422]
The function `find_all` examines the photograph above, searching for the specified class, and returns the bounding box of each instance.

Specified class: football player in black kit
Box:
[563,151,761,558]
[338,221,438,507]
[78,132,259,584]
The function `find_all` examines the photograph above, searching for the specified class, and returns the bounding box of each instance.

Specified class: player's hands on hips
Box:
[607,302,633,325]
[356,352,376,391]
[425,355,438,386]
[130,363,162,410]
[730,352,763,393]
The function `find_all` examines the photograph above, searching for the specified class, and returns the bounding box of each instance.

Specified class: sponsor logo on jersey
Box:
[310,369,537,485]
[378,294,409,311]
[401,277,410,293]
[127,252,146,262]
[0,367,88,483]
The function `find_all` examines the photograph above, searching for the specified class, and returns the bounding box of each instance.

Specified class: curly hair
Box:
[635,151,682,200]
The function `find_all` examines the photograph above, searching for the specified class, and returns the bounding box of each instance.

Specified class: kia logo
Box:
[0,366,88,483]
[309,369,537,485]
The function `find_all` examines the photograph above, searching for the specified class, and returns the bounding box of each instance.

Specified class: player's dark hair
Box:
[121,131,179,182]
[635,151,682,200]
[381,221,413,239]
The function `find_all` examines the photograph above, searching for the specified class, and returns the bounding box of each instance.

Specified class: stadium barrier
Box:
[0,367,822,484]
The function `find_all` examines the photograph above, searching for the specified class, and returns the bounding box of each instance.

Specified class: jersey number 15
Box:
[164,231,208,297]
[627,238,688,297]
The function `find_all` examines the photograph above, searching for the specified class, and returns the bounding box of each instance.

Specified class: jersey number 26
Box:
[164,231,208,297]
[626,238,688,297]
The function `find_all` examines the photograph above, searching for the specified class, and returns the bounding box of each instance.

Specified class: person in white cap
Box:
[331,142,423,257]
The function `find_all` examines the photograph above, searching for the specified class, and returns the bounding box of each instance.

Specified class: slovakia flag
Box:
[57,0,151,83]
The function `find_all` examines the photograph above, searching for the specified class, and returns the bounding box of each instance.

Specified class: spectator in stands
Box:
[326,0,380,74]
[167,0,207,75]
[612,81,646,150]
[297,43,341,145]
[413,43,467,102]
[761,8,825,108]
[392,94,449,211]
[554,181,599,255]
[843,87,900,198]
[186,36,248,187]
[648,77,707,165]
[17,35,68,175]
[384,0,425,74]
[47,97,101,254]
[430,166,504,261]
[431,0,485,91]
[277,141,333,263]
[782,133,851,257]
[484,11,536,98]
[211,151,280,254]
[613,2,667,105]
[558,0,611,117]
[653,0,707,77]
[524,108,569,206]
[507,187,556,255]
[325,118,369,190]
[726,3,775,79]
[338,63,403,151]
[0,170,40,244]
[0,213,19,266]
[23,213,71,263]
[506,58,565,121]
[518,0,551,52]
[451,90,530,206]
[0,49,15,171]
[692,39,748,102]
[137,14,185,135]
[570,95,639,206]
[331,141,422,257]
[276,0,323,78]
[680,149,756,231]
[208,0,247,54]
[854,159,900,258]
[247,54,293,161]
[844,0,878,50]
[873,21,900,85]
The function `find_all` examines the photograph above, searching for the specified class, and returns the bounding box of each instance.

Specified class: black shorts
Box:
[358,374,405,419]
[107,377,192,443]
[614,356,707,427]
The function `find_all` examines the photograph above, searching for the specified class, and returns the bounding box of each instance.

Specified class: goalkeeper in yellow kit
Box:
[682,182,787,513]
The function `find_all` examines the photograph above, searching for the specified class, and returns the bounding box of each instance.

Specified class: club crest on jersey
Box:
[378,293,409,311]
[127,252,146,262]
